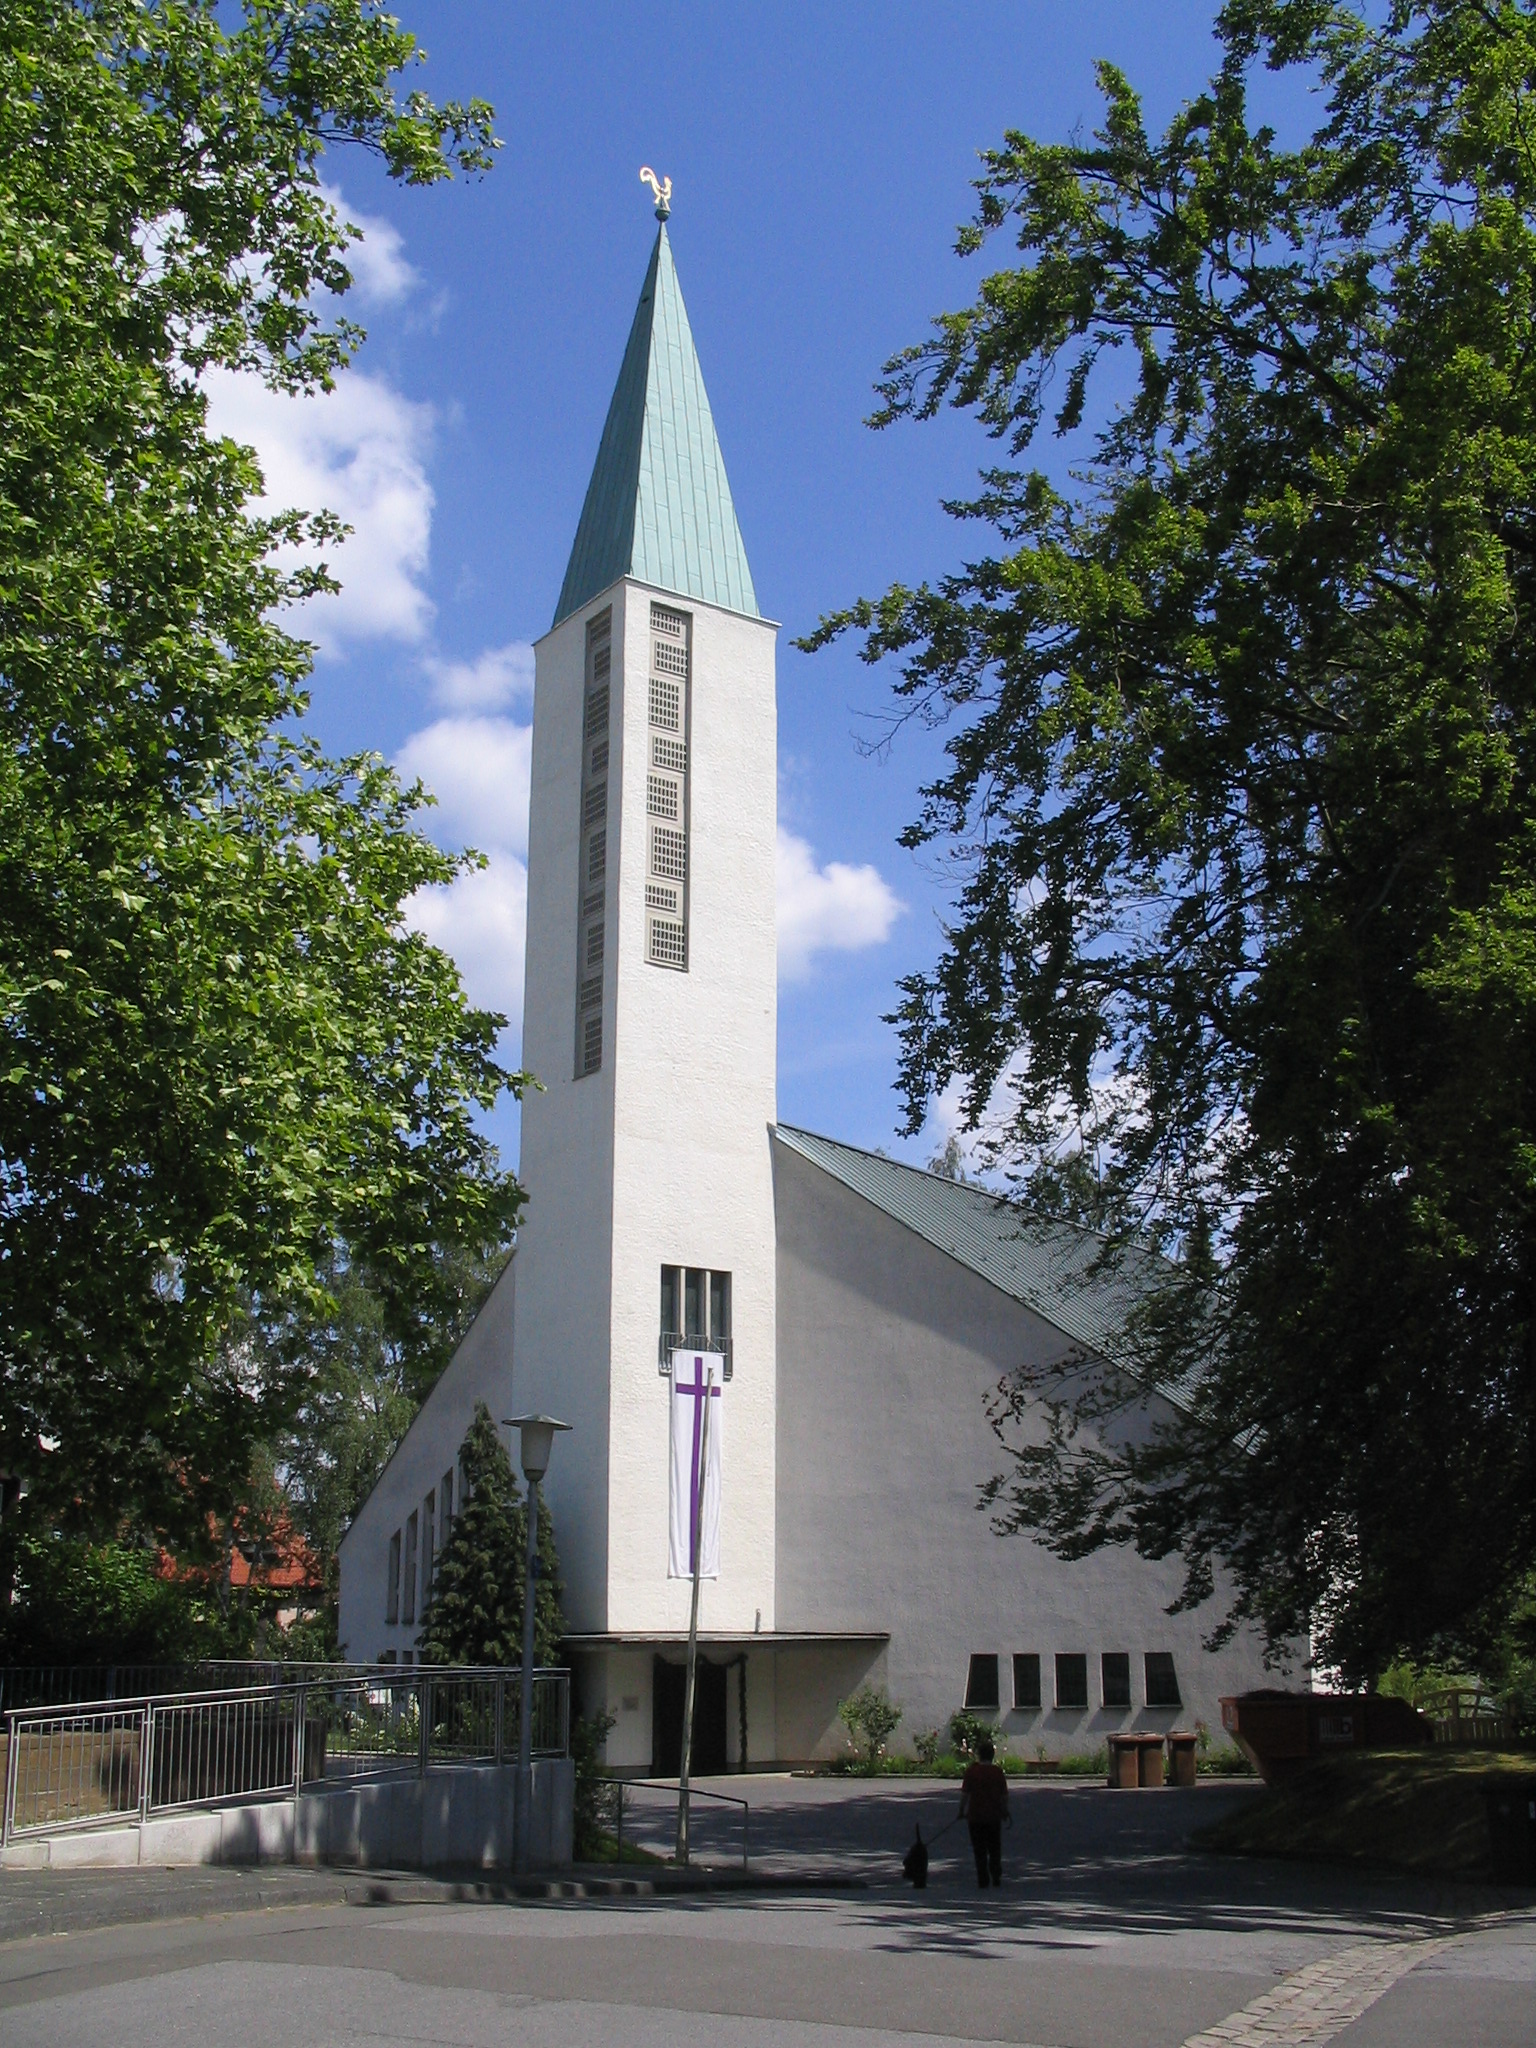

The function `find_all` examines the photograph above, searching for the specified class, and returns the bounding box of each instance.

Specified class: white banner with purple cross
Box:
[668,1349,723,1579]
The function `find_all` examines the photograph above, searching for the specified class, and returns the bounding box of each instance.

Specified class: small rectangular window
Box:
[1012,1652,1042,1710]
[440,1469,454,1544]
[650,825,687,880]
[653,637,688,678]
[659,1263,733,1378]
[1101,1652,1131,1708]
[646,883,679,914]
[586,923,604,968]
[648,678,680,731]
[647,774,679,820]
[964,1653,1000,1712]
[1055,1652,1088,1709]
[685,1267,706,1341]
[648,917,687,969]
[652,603,686,637]
[584,684,609,738]
[583,784,607,827]
[652,736,687,774]
[421,1490,435,1608]
[581,1012,602,1074]
[378,1648,397,1666]
[385,1529,401,1625]
[587,829,607,884]
[590,740,609,779]
[1145,1652,1181,1708]
[709,1269,731,1348]
[660,1265,682,1353]
[402,1511,418,1627]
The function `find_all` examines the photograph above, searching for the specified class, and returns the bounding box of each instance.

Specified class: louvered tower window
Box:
[646,603,689,967]
[575,608,612,1076]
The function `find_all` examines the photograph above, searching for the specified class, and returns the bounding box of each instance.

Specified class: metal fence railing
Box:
[0,1662,389,1714]
[2,1666,569,1846]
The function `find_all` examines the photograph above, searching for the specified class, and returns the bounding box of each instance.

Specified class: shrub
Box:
[947,1709,992,1760]
[913,1727,942,1768]
[837,1684,902,1768]
[1057,1745,1110,1776]
[570,1708,618,1859]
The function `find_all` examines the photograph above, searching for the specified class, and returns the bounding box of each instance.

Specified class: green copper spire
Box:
[553,226,759,627]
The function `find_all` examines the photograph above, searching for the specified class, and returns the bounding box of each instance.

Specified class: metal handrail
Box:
[2,1666,570,1847]
[609,1777,749,1871]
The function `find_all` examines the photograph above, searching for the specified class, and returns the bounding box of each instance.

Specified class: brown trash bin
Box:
[1107,1735,1140,1788]
[1166,1732,1199,1787]
[1135,1734,1165,1787]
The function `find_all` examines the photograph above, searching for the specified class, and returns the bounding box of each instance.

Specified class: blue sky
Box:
[227,2,1295,1173]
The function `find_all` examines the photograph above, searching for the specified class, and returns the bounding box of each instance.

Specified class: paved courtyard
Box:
[0,1775,1530,2046]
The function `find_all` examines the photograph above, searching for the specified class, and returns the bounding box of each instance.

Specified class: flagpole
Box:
[676,1359,714,1866]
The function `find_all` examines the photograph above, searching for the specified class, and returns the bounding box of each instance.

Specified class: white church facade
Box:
[337,215,1281,1769]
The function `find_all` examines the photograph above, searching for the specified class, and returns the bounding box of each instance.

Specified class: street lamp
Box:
[503,1412,570,1874]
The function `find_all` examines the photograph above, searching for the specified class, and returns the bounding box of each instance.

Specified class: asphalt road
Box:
[1,1775,1531,2047]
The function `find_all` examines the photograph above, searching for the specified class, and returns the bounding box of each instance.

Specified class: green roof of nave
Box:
[553,225,760,628]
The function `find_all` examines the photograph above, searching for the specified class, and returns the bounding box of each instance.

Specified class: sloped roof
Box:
[553,225,759,627]
[773,1124,1184,1393]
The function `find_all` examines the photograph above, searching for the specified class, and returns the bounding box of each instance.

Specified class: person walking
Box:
[957,1735,1010,1888]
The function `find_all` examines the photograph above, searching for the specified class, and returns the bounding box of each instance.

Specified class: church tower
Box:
[510,218,779,1650]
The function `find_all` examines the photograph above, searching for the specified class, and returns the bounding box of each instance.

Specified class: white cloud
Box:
[777,828,903,981]
[402,849,527,1029]
[396,715,533,862]
[318,180,419,306]
[423,641,536,712]
[203,362,435,650]
[395,705,534,1041]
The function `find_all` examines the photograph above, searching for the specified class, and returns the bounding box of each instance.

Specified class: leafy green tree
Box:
[0,1,518,1545]
[808,0,1536,1681]
[264,1243,506,1624]
[418,1403,563,1668]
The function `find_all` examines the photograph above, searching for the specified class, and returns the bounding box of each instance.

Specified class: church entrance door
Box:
[652,1654,727,1775]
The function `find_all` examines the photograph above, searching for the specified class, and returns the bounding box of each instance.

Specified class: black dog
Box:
[902,1823,930,1889]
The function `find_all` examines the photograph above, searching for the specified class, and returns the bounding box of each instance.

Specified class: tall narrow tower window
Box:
[575,608,612,1076]
[646,603,690,969]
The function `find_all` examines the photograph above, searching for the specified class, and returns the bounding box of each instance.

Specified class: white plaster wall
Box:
[337,1260,517,1663]
[773,1643,886,1765]
[606,580,779,1636]
[772,1141,1288,1758]
[590,1647,654,1771]
[509,597,623,1631]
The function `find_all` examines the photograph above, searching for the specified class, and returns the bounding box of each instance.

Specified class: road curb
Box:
[345,1867,870,1905]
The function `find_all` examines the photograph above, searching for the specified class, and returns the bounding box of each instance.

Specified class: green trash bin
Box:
[1483,1782,1536,1886]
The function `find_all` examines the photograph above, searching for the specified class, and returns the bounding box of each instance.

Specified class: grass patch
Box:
[1198,1743,1257,1777]
[1195,1746,1536,1883]
[577,1831,666,1866]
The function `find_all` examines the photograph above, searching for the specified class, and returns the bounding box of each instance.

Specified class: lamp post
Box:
[504,1412,569,1874]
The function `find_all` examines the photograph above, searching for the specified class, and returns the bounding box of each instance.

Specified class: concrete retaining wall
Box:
[2,1758,574,1872]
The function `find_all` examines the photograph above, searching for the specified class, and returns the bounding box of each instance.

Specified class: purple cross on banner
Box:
[668,1349,722,1579]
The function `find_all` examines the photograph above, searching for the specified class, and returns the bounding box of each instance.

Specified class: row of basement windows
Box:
[966,1650,1182,1713]
[384,1463,458,1634]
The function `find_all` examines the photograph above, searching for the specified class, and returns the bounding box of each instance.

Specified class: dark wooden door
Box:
[651,1654,728,1774]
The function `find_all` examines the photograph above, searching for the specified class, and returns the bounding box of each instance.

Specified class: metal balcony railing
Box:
[1,1665,569,1846]
[657,1332,733,1380]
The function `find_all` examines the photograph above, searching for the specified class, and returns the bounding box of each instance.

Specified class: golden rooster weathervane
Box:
[639,166,672,221]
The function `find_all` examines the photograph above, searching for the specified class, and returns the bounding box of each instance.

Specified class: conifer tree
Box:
[418,1402,562,1666]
